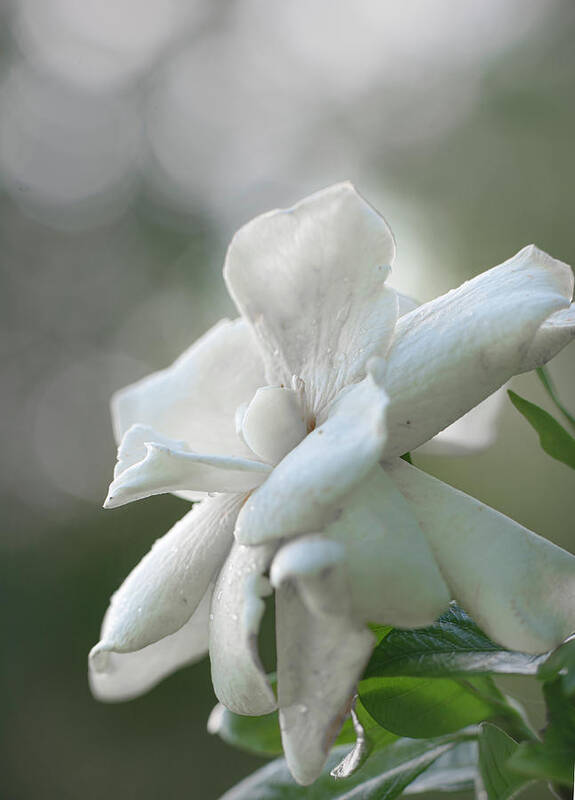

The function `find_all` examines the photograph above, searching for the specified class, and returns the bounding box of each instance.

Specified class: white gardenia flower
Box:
[90,183,575,786]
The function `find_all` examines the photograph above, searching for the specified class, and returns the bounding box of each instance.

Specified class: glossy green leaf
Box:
[538,638,575,697]
[218,733,473,800]
[478,723,530,800]
[364,604,545,680]
[508,680,575,787]
[208,703,283,757]
[359,673,500,738]
[404,740,478,794]
[536,366,575,433]
[508,389,575,470]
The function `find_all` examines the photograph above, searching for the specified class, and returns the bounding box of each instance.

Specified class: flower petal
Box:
[520,303,575,368]
[224,182,398,415]
[416,387,507,456]
[112,318,265,458]
[274,576,374,785]
[388,459,575,654]
[209,541,277,716]
[234,360,388,545]
[241,385,307,465]
[382,245,574,459]
[270,534,350,619]
[90,584,212,702]
[324,465,450,627]
[90,494,242,663]
[104,432,271,509]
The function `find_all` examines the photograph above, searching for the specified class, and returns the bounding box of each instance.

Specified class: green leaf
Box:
[404,740,478,794]
[208,703,283,757]
[478,723,530,800]
[401,452,413,464]
[538,637,575,697]
[508,389,575,469]
[364,604,545,680]
[536,366,575,433]
[508,680,575,787]
[218,733,472,800]
[359,673,500,738]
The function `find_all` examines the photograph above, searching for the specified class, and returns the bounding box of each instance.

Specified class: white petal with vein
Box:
[388,458,575,653]
[112,318,265,458]
[382,245,573,459]
[224,182,398,415]
[90,584,213,702]
[210,541,277,716]
[90,494,242,661]
[520,303,575,369]
[417,387,507,456]
[275,578,373,785]
[325,465,450,626]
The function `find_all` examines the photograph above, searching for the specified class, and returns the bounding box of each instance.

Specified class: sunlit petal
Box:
[224,182,398,415]
[383,245,573,459]
[112,318,265,458]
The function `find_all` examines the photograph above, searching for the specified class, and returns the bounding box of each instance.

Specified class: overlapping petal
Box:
[224,182,398,415]
[519,303,575,369]
[90,585,212,702]
[240,385,307,465]
[382,245,573,459]
[210,541,277,716]
[104,429,270,508]
[274,573,374,785]
[388,458,575,654]
[234,360,388,545]
[112,318,265,458]
[90,494,242,666]
[416,387,507,456]
[324,465,450,627]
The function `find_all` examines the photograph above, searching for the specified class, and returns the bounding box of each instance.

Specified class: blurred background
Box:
[2,0,575,797]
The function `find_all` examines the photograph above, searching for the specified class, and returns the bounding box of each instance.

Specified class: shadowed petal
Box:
[383,246,573,459]
[90,494,242,670]
[234,361,388,545]
[112,318,265,458]
[417,387,507,456]
[224,182,398,415]
[520,303,575,368]
[90,584,213,702]
[210,541,278,716]
[274,574,374,785]
[388,458,575,654]
[325,465,450,627]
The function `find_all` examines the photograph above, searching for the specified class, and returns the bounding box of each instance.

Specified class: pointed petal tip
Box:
[102,493,117,509]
